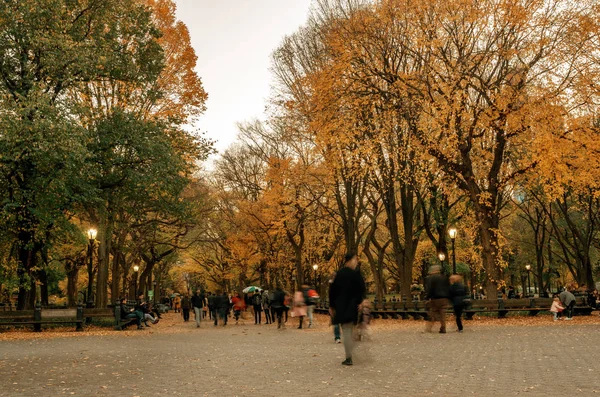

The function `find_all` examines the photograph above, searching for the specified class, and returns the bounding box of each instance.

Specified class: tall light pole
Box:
[133,265,140,298]
[525,264,532,297]
[448,227,457,275]
[312,264,318,286]
[438,252,446,274]
[86,229,97,309]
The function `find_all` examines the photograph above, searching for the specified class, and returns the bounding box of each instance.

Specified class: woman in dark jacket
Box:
[449,275,467,332]
[329,253,366,366]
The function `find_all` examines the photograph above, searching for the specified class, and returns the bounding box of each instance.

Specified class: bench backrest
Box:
[0,310,34,319]
[40,309,77,319]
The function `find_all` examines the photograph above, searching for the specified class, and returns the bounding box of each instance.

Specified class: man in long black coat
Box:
[329,253,366,366]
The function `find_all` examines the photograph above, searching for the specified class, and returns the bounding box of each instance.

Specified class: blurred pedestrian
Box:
[271,286,286,329]
[191,289,205,328]
[232,293,245,324]
[173,294,181,313]
[181,294,191,322]
[329,273,341,343]
[449,275,466,332]
[252,291,263,324]
[208,292,217,324]
[356,299,372,341]
[329,252,366,366]
[293,289,307,329]
[425,265,450,333]
[262,289,272,324]
[218,291,229,326]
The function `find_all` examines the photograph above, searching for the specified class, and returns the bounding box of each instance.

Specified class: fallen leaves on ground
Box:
[0,312,598,341]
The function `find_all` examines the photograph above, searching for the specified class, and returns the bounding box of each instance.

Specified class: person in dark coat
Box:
[270,286,286,329]
[425,265,450,333]
[207,292,217,325]
[191,289,205,328]
[218,291,229,326]
[329,253,366,366]
[181,294,191,322]
[120,298,143,329]
[449,275,467,332]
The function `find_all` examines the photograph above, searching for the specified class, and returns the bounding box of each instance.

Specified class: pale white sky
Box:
[174,0,313,156]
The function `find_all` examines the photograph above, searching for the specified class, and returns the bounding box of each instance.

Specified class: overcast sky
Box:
[174,0,313,157]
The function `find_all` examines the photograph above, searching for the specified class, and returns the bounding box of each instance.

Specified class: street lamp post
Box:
[133,265,140,298]
[438,252,446,274]
[525,264,532,298]
[86,229,97,309]
[448,228,457,274]
[312,264,318,287]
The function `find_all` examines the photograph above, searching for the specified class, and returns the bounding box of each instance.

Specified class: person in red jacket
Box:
[231,293,245,324]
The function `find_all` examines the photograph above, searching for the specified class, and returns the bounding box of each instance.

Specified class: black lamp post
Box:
[448,227,457,274]
[525,264,532,297]
[312,264,318,286]
[86,229,97,309]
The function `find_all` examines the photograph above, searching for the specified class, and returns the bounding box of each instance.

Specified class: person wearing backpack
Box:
[302,284,319,328]
[262,290,272,324]
[252,291,263,324]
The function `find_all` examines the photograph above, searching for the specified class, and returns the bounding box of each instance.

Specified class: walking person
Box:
[559,287,576,320]
[270,286,286,329]
[329,252,366,366]
[191,289,205,328]
[181,294,191,322]
[232,293,245,324]
[218,291,229,326]
[449,274,466,332]
[262,290,272,324]
[302,284,318,328]
[208,292,218,325]
[329,273,341,343]
[173,294,181,313]
[293,289,307,329]
[425,265,450,333]
[252,291,263,324]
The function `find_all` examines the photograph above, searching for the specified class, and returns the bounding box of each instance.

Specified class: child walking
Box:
[550,296,564,321]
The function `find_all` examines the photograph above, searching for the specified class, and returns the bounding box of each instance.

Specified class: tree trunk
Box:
[96,220,113,308]
[38,269,49,306]
[17,238,36,310]
[479,218,501,300]
[110,249,121,305]
[66,261,79,307]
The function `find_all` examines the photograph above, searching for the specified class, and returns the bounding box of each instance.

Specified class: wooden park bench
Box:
[314,295,595,321]
[112,305,138,330]
[0,305,84,332]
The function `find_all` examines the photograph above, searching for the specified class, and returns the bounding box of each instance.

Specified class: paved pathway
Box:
[0,314,599,396]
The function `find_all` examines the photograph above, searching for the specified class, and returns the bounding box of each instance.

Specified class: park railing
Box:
[314,296,595,320]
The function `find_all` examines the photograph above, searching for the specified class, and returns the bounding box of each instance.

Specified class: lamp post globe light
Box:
[448,227,457,274]
[133,265,140,298]
[525,264,532,298]
[86,229,97,309]
[438,251,446,274]
[312,264,318,286]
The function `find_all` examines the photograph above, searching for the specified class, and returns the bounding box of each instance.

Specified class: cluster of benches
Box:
[314,296,595,320]
[0,303,138,332]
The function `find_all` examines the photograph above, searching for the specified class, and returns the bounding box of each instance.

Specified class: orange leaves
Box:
[142,0,207,122]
